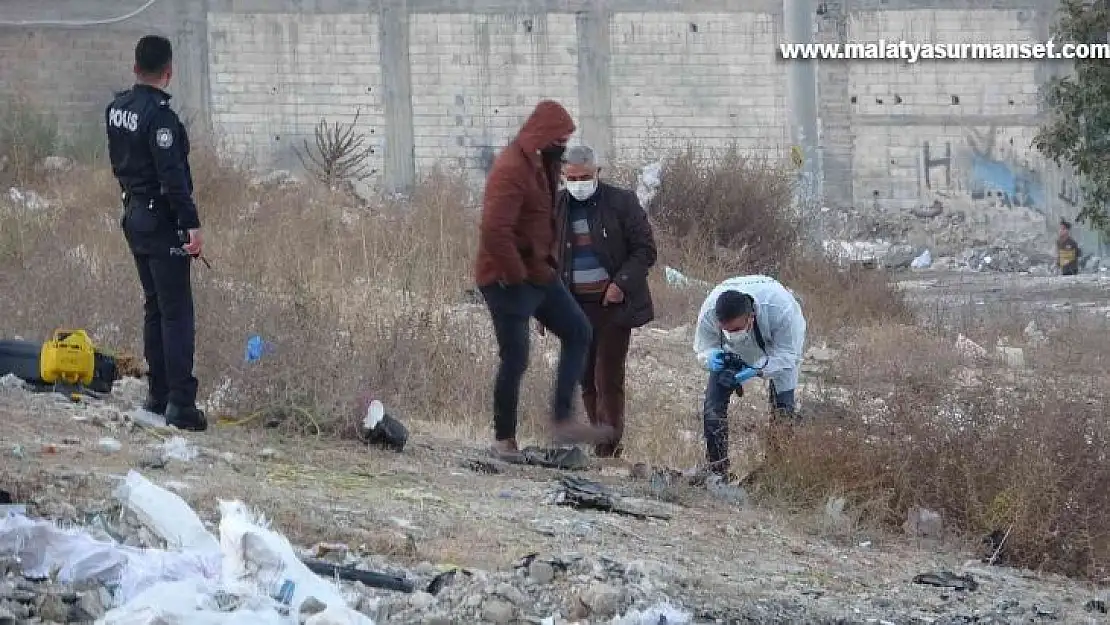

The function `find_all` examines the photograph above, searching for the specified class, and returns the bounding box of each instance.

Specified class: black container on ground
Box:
[0,339,43,384]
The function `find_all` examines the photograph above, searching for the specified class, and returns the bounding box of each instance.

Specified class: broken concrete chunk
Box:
[481,597,515,624]
[579,582,624,619]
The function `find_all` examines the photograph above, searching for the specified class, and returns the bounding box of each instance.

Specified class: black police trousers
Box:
[130,250,198,408]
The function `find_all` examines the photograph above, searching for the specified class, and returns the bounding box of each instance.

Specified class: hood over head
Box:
[516,100,575,153]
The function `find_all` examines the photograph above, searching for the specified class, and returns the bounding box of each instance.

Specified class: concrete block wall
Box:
[1,0,1098,251]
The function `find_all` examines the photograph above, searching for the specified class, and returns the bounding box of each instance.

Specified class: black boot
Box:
[165,403,208,432]
[142,397,167,415]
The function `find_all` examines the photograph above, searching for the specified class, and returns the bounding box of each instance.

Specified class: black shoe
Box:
[165,403,208,432]
[142,397,167,415]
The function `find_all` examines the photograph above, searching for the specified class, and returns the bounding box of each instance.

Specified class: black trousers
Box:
[131,251,198,407]
[479,279,592,441]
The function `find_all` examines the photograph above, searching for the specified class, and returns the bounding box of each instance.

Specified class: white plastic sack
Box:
[114,470,221,554]
[98,579,287,625]
[0,514,218,607]
[218,501,347,617]
[0,513,127,583]
[610,601,692,624]
[304,606,377,625]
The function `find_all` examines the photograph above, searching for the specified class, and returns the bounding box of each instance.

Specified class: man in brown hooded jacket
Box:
[475,100,614,460]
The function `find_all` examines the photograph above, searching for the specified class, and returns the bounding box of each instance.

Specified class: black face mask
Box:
[541,144,566,160]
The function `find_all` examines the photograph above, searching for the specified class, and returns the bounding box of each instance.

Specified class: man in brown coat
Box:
[553,145,658,458]
[474,100,614,460]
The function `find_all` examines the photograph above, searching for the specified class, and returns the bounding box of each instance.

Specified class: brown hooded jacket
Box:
[474,100,575,287]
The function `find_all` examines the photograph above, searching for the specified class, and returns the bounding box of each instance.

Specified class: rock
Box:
[494,582,527,606]
[579,582,624,619]
[97,437,122,453]
[529,560,555,584]
[300,596,328,617]
[36,593,70,623]
[904,506,943,539]
[482,598,515,624]
[406,591,435,611]
[260,447,279,459]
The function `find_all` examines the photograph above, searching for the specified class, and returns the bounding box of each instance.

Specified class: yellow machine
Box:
[39,329,97,387]
[0,328,118,398]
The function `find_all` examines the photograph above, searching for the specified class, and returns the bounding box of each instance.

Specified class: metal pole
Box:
[783,0,823,228]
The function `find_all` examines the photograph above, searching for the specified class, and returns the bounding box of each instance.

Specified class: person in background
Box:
[1057,219,1081,276]
[692,275,807,480]
[552,145,658,458]
[473,100,615,462]
[105,35,206,432]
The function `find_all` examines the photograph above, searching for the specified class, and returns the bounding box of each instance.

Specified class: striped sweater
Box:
[567,200,610,298]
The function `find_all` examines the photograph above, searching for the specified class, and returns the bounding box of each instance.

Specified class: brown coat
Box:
[553,182,658,329]
[474,100,575,287]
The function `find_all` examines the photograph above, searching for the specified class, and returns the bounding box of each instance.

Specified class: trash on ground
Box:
[910,249,933,269]
[548,476,673,520]
[912,571,979,591]
[663,266,711,290]
[521,446,589,470]
[425,567,472,596]
[359,399,408,452]
[300,558,414,593]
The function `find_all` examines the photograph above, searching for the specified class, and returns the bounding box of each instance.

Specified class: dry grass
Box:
[5,107,1109,581]
[765,316,1110,580]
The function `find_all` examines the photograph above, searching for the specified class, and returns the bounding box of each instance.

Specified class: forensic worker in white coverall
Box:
[692,275,807,479]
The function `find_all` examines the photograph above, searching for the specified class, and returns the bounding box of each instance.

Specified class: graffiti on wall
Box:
[963,126,1045,211]
[917,125,1085,215]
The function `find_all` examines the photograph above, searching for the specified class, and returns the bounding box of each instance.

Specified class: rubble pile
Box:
[820,203,1063,274]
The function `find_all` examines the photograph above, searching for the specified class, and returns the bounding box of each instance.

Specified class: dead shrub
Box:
[645,143,908,337]
[649,145,798,275]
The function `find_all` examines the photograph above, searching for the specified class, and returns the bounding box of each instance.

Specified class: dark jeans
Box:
[479,279,592,441]
[132,252,198,408]
[579,299,632,458]
[703,368,796,475]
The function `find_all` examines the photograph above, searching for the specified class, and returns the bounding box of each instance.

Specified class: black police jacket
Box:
[105,84,200,237]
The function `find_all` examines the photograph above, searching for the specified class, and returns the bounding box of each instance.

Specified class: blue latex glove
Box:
[706,349,727,372]
[733,367,759,386]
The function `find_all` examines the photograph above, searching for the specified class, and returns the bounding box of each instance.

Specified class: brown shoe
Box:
[552,420,615,446]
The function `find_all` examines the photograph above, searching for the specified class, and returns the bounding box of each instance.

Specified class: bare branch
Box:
[291,107,378,187]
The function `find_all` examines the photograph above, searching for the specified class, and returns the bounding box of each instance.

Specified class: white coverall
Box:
[692,275,807,394]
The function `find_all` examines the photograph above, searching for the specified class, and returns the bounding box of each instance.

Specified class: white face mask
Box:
[722,329,748,343]
[565,179,598,201]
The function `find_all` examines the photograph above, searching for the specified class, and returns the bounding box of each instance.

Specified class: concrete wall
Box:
[0,0,1101,252]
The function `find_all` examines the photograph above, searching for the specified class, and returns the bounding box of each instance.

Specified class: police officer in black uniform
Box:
[105,35,206,432]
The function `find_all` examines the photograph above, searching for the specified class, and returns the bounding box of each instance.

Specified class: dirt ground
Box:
[1,269,1109,624]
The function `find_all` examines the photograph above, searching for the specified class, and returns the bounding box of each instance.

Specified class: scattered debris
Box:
[300,558,414,593]
[910,249,932,269]
[360,399,408,452]
[663,266,711,290]
[913,571,979,592]
[636,161,662,211]
[956,334,988,359]
[548,476,673,520]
